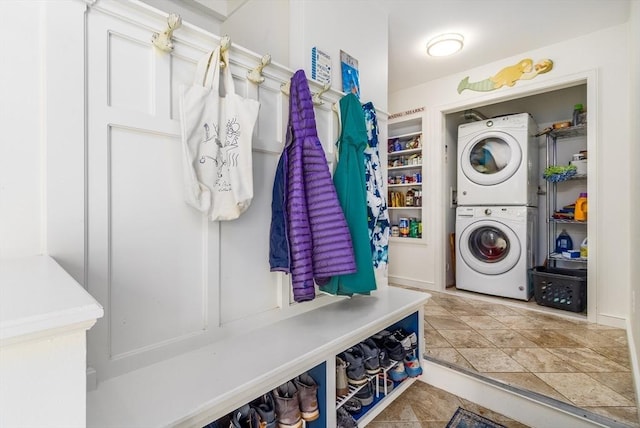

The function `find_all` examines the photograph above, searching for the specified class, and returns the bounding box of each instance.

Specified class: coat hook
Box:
[312,82,331,105]
[219,35,231,68]
[247,54,272,84]
[281,80,290,96]
[151,13,182,52]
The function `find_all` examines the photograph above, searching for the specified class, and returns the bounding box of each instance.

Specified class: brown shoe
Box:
[273,381,302,428]
[294,372,319,422]
[336,356,349,396]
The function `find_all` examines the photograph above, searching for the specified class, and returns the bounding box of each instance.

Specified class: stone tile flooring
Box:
[404,288,640,427]
[369,380,529,427]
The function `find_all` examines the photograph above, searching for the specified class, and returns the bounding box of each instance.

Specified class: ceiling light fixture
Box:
[426,33,464,57]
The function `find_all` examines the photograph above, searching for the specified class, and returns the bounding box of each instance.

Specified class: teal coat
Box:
[320,93,376,296]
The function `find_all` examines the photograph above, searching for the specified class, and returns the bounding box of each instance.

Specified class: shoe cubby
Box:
[334,311,422,427]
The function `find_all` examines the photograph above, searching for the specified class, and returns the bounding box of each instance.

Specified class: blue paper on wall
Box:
[311,47,331,85]
[340,50,360,99]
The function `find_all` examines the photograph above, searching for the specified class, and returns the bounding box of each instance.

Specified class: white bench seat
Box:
[87,286,429,427]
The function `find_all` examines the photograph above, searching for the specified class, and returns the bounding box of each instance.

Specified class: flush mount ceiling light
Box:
[426,33,464,57]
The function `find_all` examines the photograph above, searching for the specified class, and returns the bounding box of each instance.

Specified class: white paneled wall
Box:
[83,1,384,382]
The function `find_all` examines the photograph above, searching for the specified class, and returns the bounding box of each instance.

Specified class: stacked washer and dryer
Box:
[455,113,539,300]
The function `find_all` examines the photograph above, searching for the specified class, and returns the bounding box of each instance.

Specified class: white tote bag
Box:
[179,47,260,221]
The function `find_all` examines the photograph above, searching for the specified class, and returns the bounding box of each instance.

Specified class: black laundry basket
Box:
[530,266,587,313]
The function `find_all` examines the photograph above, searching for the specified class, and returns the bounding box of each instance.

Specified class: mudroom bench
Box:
[86,286,430,427]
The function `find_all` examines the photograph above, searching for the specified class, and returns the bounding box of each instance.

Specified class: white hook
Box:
[247,54,272,84]
[312,82,331,105]
[151,13,182,52]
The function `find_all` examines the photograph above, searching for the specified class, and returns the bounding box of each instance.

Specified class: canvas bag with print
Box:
[179,46,260,220]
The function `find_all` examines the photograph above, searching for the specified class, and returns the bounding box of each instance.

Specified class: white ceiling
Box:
[383,0,632,93]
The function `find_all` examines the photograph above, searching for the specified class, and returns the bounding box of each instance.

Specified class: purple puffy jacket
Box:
[285,70,356,302]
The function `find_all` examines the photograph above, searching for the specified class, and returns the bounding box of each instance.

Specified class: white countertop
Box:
[0,255,104,344]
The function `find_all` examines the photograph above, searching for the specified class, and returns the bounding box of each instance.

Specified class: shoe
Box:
[340,348,367,385]
[294,372,320,422]
[392,329,414,353]
[251,393,276,428]
[336,356,349,396]
[383,336,406,361]
[273,381,302,428]
[230,404,261,428]
[378,347,390,368]
[377,375,394,395]
[336,407,358,428]
[404,354,423,377]
[389,362,408,382]
[354,378,374,406]
[358,340,381,374]
[342,397,362,414]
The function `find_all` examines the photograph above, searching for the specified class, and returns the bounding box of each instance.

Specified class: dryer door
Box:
[460,131,522,186]
[458,219,521,275]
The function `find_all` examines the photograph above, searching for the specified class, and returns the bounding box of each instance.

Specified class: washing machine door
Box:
[460,130,523,186]
[458,219,521,275]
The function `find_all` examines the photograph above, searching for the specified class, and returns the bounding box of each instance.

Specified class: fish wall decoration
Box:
[457,58,553,94]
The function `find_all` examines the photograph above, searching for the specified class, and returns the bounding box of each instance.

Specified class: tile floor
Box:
[398,287,639,427]
[370,380,528,427]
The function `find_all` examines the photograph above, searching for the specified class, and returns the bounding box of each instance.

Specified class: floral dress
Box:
[362,102,390,269]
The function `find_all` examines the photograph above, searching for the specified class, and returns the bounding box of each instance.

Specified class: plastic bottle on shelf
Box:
[572,103,584,127]
[574,192,588,221]
[555,229,573,253]
[580,238,588,259]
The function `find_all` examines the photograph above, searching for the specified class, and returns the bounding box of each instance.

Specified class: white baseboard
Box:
[626,318,640,423]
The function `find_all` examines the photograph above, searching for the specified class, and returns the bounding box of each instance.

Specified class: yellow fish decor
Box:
[457,58,553,94]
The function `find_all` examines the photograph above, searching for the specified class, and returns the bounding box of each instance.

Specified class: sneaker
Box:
[336,407,358,428]
[404,354,423,377]
[342,397,362,414]
[389,362,408,382]
[251,393,276,428]
[336,356,349,396]
[383,336,406,362]
[377,375,394,395]
[273,381,302,428]
[392,329,413,353]
[378,347,390,368]
[230,404,261,428]
[203,414,231,428]
[294,372,320,422]
[354,378,374,406]
[340,348,367,385]
[358,340,381,374]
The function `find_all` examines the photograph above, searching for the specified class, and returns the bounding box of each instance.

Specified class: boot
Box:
[251,392,276,428]
[294,372,319,422]
[336,356,349,396]
[272,381,302,428]
[230,404,261,428]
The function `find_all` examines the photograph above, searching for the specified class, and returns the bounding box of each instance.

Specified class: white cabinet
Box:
[0,256,103,428]
[387,113,424,241]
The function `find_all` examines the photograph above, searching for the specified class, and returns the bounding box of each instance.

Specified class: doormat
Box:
[446,407,507,428]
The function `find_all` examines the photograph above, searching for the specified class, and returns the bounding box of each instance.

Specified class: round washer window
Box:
[460,131,522,186]
[468,226,509,263]
[469,138,512,175]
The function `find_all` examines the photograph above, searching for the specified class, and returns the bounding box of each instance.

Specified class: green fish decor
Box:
[458,58,553,94]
